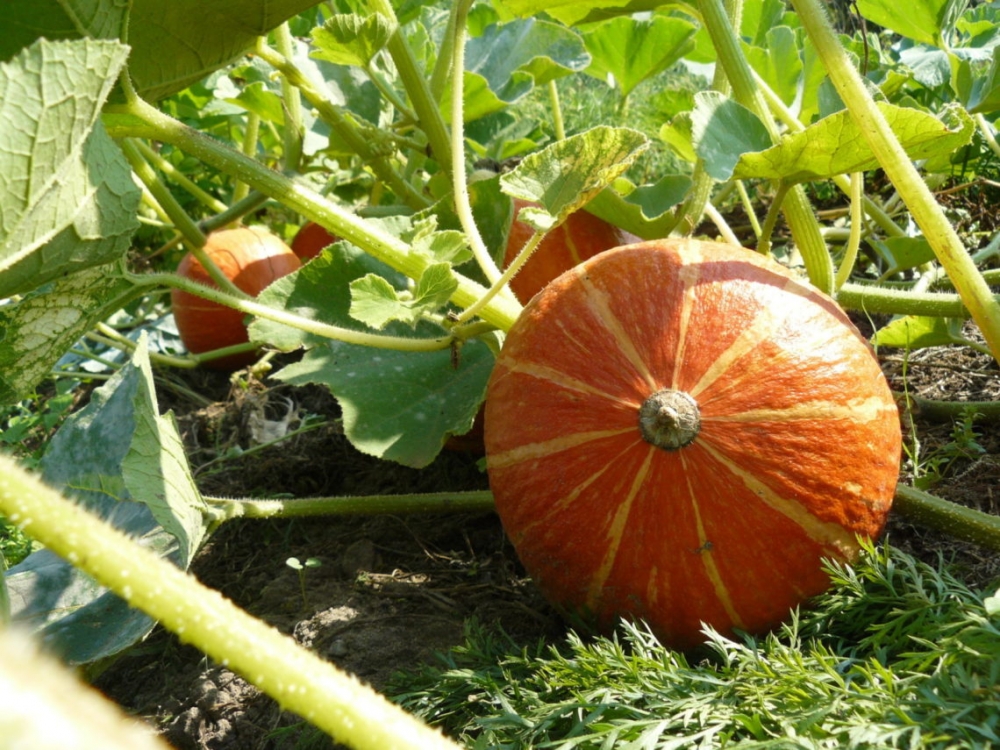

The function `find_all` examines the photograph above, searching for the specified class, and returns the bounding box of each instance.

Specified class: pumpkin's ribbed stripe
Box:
[586,447,656,611]
[576,269,659,393]
[688,296,785,399]
[705,396,895,424]
[497,360,640,407]
[670,262,702,390]
[516,440,639,538]
[698,441,860,558]
[487,428,636,469]
[683,454,746,629]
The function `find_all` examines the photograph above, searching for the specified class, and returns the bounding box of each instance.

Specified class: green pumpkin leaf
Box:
[496,0,667,27]
[744,25,801,107]
[0,39,139,299]
[5,336,207,664]
[310,13,396,68]
[501,126,649,224]
[871,315,973,352]
[462,18,590,104]
[349,275,402,329]
[3,0,127,61]
[691,92,772,182]
[349,263,457,329]
[585,175,692,241]
[275,338,495,469]
[0,264,143,404]
[733,102,974,183]
[854,0,954,47]
[2,0,325,102]
[580,15,697,98]
[250,241,409,352]
[868,237,938,276]
[960,48,1000,115]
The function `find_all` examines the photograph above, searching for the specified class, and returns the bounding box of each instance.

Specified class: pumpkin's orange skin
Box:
[172,227,301,371]
[291,221,339,262]
[484,240,901,650]
[503,199,636,303]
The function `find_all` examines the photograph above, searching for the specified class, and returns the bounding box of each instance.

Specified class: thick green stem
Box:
[674,0,736,236]
[896,392,1000,423]
[0,456,460,750]
[121,139,248,301]
[209,490,495,522]
[273,23,305,172]
[120,139,207,250]
[696,0,834,293]
[893,483,1000,552]
[132,139,229,214]
[232,111,260,205]
[107,97,521,332]
[791,0,1000,362]
[834,172,863,290]
[838,281,998,317]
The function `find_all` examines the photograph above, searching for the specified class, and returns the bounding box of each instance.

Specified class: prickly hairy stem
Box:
[791,0,1000,364]
[894,483,1000,552]
[0,455,460,750]
[208,490,496,523]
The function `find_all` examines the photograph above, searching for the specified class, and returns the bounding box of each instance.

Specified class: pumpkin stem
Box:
[639,390,701,450]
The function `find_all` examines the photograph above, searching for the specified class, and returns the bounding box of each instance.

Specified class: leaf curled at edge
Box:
[500,126,649,225]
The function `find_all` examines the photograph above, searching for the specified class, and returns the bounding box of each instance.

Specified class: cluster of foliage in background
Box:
[1,0,1000,746]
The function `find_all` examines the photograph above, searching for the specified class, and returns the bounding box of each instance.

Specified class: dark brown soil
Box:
[93,328,1000,749]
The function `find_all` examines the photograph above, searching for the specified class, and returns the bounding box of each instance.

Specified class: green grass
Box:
[390,542,1000,748]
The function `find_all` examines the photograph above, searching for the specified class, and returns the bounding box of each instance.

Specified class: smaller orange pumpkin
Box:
[291,221,339,262]
[503,198,636,303]
[171,227,301,370]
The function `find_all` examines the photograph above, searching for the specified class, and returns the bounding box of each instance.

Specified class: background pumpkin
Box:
[291,221,339,262]
[171,226,301,370]
[484,239,902,650]
[503,198,636,303]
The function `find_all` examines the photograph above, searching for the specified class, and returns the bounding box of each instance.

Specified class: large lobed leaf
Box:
[0,38,139,299]
[275,337,495,469]
[2,0,326,102]
[4,337,208,664]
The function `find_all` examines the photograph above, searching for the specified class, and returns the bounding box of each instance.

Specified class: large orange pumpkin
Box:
[503,198,635,303]
[484,240,901,650]
[172,227,301,370]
